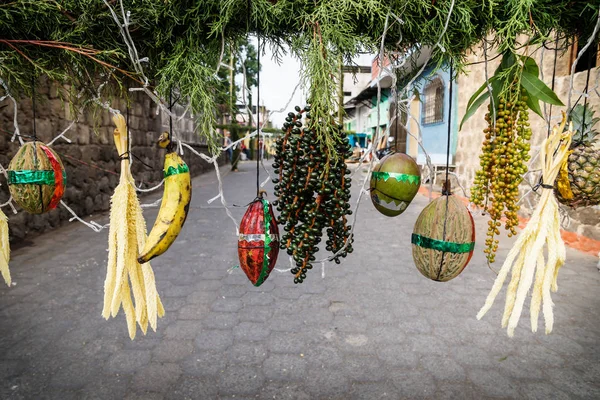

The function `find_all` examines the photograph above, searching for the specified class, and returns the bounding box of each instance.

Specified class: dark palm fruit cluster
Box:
[272,105,354,284]
[470,90,532,263]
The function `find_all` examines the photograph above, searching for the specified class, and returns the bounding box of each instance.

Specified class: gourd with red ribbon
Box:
[238,195,280,286]
[411,182,475,282]
[7,141,66,214]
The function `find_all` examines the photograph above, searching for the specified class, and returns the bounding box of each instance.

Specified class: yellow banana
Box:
[138,132,192,263]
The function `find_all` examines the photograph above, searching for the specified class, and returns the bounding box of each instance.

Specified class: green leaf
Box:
[521,71,564,106]
[525,92,543,118]
[496,51,516,74]
[521,56,539,77]
[466,77,496,111]
[460,91,489,130]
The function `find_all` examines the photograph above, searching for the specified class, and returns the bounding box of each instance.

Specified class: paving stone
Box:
[239,306,274,323]
[130,363,181,393]
[390,369,437,399]
[226,342,268,365]
[210,297,243,313]
[263,353,307,381]
[201,312,239,329]
[376,343,419,368]
[186,290,218,305]
[217,364,265,396]
[164,321,202,340]
[177,304,209,320]
[219,284,250,298]
[180,351,227,376]
[544,367,600,398]
[420,355,466,381]
[194,329,233,351]
[152,340,195,363]
[342,355,386,382]
[348,382,400,400]
[304,366,350,398]
[2,162,600,400]
[80,374,130,400]
[433,382,479,400]
[165,376,219,400]
[468,369,519,398]
[106,350,152,374]
[258,381,311,400]
[519,382,573,400]
[234,321,271,342]
[240,291,275,306]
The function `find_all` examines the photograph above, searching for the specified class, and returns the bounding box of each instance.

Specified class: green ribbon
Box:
[372,171,420,185]
[254,198,273,287]
[164,163,189,178]
[7,170,66,185]
[411,233,475,254]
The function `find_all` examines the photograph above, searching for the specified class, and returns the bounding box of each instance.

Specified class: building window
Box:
[422,76,444,125]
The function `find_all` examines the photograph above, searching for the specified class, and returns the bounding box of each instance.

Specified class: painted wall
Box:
[407,65,459,165]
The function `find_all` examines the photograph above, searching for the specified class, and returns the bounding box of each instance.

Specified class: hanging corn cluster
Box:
[0,209,10,286]
[477,113,572,337]
[102,114,164,340]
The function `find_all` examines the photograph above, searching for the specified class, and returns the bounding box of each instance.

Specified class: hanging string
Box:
[444,62,454,194]
[547,36,559,138]
[256,32,261,198]
[579,49,594,144]
[31,73,37,143]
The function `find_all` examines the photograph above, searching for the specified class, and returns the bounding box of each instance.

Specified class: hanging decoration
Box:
[137,132,191,263]
[477,114,572,337]
[273,105,353,284]
[0,209,10,286]
[411,63,474,282]
[102,113,164,340]
[7,142,66,214]
[555,104,600,208]
[370,153,421,217]
[238,194,279,286]
[412,182,475,282]
[462,53,563,263]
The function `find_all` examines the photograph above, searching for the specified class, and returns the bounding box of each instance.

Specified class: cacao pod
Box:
[238,198,280,286]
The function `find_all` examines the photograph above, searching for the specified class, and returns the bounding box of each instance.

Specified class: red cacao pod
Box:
[238,198,280,286]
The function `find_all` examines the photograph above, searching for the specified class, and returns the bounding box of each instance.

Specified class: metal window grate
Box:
[422,77,444,125]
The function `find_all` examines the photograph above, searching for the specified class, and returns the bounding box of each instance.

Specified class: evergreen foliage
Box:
[1,0,599,153]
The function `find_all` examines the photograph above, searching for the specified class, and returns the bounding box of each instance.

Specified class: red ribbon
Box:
[39,145,64,210]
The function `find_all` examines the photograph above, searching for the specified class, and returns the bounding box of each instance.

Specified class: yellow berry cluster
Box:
[470,90,532,263]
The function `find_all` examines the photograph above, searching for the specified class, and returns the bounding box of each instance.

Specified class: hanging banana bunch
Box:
[138,131,191,263]
[102,113,164,339]
[477,113,572,337]
[0,208,10,286]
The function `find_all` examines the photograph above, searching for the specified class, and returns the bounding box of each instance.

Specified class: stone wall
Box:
[1,82,222,242]
[455,40,600,240]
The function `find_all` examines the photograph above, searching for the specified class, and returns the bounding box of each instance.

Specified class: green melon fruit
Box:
[7,141,66,214]
[370,153,421,217]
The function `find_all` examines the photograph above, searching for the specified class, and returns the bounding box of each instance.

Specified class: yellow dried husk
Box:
[0,208,11,286]
[102,113,163,339]
[477,114,572,337]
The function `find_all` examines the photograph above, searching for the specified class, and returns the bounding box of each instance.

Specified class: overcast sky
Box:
[237,40,374,128]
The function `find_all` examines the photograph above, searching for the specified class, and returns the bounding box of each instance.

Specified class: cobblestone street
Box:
[1,161,599,399]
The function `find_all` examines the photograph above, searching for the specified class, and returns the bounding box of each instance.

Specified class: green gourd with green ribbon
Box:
[411,183,475,282]
[7,141,66,214]
[370,153,421,217]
